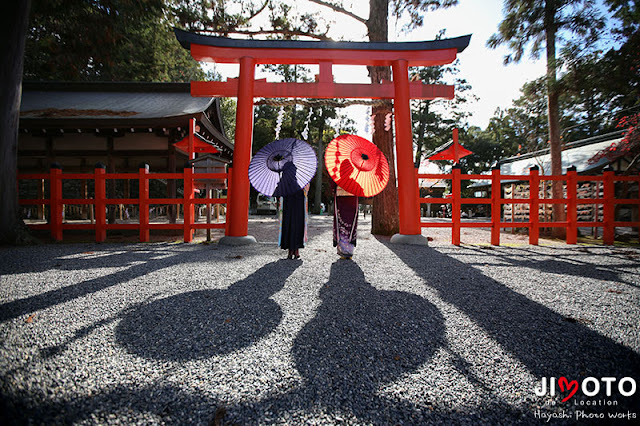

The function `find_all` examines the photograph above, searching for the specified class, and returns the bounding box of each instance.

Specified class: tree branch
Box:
[247,1,270,21]
[196,28,333,41]
[624,151,640,174]
[308,0,368,26]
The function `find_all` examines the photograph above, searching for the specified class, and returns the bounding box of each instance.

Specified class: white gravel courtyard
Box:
[1,215,639,424]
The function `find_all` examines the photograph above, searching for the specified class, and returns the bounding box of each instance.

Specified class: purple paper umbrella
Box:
[249,138,318,197]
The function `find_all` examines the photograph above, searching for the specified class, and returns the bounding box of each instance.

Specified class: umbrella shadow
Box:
[222,260,464,423]
[292,260,444,398]
[115,259,300,361]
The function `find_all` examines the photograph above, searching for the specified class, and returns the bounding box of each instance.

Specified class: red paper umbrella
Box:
[325,134,390,197]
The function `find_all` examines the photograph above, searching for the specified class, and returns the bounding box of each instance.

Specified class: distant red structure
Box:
[173,119,219,157]
[427,129,472,164]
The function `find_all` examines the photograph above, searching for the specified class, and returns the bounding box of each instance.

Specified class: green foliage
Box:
[410,51,476,167]
[487,0,606,177]
[250,64,353,153]
[487,0,605,65]
[560,44,639,139]
[172,0,257,33]
[482,0,639,157]
[391,0,458,32]
[458,126,505,175]
[174,0,332,40]
[606,0,640,40]
[24,0,204,81]
[219,97,237,142]
[556,0,640,140]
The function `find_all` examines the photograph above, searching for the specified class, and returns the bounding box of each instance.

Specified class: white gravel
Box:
[1,214,639,425]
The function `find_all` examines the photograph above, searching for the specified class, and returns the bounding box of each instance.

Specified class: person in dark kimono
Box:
[275,162,307,259]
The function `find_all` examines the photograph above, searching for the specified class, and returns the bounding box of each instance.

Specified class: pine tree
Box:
[23,0,204,81]
[488,0,604,236]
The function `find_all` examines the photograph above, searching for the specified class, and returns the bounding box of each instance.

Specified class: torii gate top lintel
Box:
[174,28,471,67]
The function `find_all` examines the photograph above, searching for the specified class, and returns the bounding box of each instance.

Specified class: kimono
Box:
[332,182,358,258]
[278,184,309,249]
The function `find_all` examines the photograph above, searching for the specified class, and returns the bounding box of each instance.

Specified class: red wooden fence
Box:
[19,164,640,246]
[418,166,640,246]
[18,165,230,243]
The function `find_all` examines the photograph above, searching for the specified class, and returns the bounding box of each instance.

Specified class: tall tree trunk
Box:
[368,0,399,235]
[313,109,326,214]
[545,1,566,238]
[0,1,34,245]
[414,103,428,167]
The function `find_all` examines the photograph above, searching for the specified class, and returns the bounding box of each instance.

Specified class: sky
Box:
[209,0,548,134]
[413,0,547,128]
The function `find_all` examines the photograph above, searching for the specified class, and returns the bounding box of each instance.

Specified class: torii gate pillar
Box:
[219,56,258,246]
[390,59,428,245]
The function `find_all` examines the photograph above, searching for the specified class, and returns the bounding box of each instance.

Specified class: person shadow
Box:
[226,260,455,423]
[336,158,364,196]
[291,260,445,418]
[273,161,300,197]
[115,259,301,361]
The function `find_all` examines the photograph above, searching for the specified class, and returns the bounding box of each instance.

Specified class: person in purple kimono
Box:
[331,179,359,259]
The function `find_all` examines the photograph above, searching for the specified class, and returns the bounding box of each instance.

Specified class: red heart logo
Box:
[558,377,579,402]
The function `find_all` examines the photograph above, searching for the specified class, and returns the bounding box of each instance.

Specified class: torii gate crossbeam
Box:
[175,29,471,245]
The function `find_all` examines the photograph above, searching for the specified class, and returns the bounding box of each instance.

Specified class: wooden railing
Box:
[18,164,230,243]
[418,166,640,246]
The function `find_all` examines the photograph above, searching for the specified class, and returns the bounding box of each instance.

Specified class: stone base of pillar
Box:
[390,233,429,246]
[219,235,257,246]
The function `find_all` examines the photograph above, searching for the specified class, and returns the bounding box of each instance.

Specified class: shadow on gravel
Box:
[218,260,525,423]
[115,259,300,360]
[0,244,183,276]
[0,244,271,323]
[386,242,640,411]
[0,382,224,425]
[1,256,524,424]
[0,246,189,323]
[292,259,445,404]
[463,245,639,288]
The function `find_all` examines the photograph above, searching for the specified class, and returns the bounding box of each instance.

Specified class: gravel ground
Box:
[1,214,639,425]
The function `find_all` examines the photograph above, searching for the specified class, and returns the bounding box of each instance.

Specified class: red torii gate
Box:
[175,29,471,245]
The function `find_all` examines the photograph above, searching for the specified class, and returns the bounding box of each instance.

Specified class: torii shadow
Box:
[384,241,640,412]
